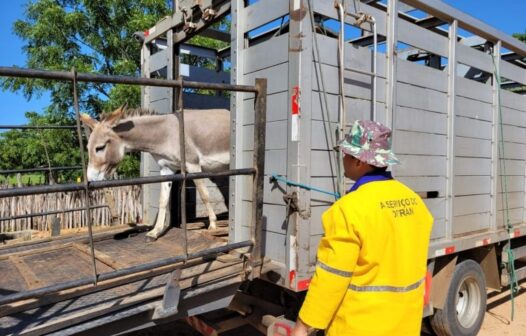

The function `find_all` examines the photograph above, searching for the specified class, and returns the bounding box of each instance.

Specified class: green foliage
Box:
[0,109,80,183]
[513,32,526,43]
[2,0,171,117]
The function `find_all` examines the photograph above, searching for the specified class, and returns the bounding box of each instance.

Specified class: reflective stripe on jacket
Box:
[299,178,433,336]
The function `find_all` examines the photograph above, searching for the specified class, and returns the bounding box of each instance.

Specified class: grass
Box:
[0,173,45,186]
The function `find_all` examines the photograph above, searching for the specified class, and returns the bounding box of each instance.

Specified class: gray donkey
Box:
[80,105,230,241]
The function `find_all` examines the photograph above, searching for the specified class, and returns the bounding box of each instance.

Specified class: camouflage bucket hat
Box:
[338,120,400,167]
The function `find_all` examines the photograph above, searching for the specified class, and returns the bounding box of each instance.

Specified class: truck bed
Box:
[0,223,248,336]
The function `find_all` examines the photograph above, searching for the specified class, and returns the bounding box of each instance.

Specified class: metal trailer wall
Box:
[141,42,230,224]
[231,0,526,291]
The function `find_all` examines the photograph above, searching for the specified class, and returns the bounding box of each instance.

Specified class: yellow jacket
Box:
[299,175,433,336]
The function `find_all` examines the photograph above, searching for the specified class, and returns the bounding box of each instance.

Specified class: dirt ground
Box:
[478,281,526,336]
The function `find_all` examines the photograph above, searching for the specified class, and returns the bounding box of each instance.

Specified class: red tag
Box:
[291,86,300,115]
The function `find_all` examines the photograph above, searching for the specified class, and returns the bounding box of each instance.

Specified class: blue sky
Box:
[0,0,525,125]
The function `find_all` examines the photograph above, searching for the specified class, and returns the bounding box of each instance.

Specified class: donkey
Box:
[80,105,230,241]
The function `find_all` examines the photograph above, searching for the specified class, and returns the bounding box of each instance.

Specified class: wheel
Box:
[430,259,487,336]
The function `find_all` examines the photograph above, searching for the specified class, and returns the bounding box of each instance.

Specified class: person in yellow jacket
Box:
[292,120,433,336]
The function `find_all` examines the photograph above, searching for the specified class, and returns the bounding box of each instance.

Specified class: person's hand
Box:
[291,318,314,336]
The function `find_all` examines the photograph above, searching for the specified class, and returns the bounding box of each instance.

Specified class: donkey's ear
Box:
[105,104,126,126]
[80,113,98,130]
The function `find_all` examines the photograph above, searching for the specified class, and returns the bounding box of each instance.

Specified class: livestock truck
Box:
[2,1,526,336]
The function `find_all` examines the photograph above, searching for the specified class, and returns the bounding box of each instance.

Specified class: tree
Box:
[0,0,171,180]
[2,0,171,117]
[0,109,80,183]
[513,32,526,43]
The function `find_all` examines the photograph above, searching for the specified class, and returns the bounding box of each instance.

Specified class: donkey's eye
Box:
[95,144,106,153]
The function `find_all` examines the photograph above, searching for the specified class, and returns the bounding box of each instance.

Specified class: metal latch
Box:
[153,268,183,319]
[283,192,311,220]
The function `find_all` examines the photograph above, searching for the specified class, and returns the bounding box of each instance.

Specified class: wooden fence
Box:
[0,185,142,233]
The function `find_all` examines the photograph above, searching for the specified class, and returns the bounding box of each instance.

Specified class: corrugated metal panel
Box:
[242,91,288,124]
[456,77,493,103]
[501,142,526,160]
[399,19,448,57]
[496,160,526,176]
[501,125,526,144]
[500,59,526,86]
[497,176,525,193]
[496,208,524,227]
[394,155,446,177]
[454,176,491,196]
[454,195,491,216]
[397,59,447,92]
[453,213,490,236]
[310,150,338,177]
[501,106,526,128]
[455,117,492,139]
[397,176,446,195]
[393,131,447,156]
[455,137,492,158]
[241,121,287,151]
[455,96,492,121]
[454,158,491,176]
[430,218,446,241]
[397,83,447,113]
[500,89,526,112]
[314,34,387,78]
[395,107,447,134]
[244,34,289,74]
[456,43,493,73]
[497,191,525,210]
[243,0,288,33]
[312,63,387,102]
[244,62,288,95]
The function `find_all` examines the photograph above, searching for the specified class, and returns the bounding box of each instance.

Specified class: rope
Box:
[492,50,519,321]
[307,0,341,201]
[270,173,341,199]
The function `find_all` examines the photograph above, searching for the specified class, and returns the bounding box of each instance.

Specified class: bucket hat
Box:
[338,120,400,167]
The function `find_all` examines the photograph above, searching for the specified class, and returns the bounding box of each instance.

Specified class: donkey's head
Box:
[80,105,126,181]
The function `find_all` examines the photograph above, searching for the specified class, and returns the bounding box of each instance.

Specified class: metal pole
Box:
[336,0,346,199]
[445,20,457,242]
[0,125,77,130]
[0,169,255,198]
[250,78,267,274]
[176,78,188,258]
[371,16,378,121]
[72,68,98,284]
[0,205,108,221]
[0,66,258,93]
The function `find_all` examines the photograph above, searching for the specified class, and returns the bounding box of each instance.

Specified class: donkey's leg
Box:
[146,167,173,241]
[193,178,217,230]
[187,163,217,230]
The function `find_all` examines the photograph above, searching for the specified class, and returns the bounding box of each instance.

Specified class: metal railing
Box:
[0,65,267,305]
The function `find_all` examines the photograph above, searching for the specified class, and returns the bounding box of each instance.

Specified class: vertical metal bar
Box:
[141,36,152,224]
[446,20,457,241]
[371,16,378,121]
[173,74,188,257]
[491,40,501,230]
[250,78,267,274]
[230,0,247,243]
[385,0,398,128]
[336,1,346,198]
[71,68,98,284]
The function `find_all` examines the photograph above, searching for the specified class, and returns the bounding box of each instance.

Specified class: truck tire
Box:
[430,259,487,336]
